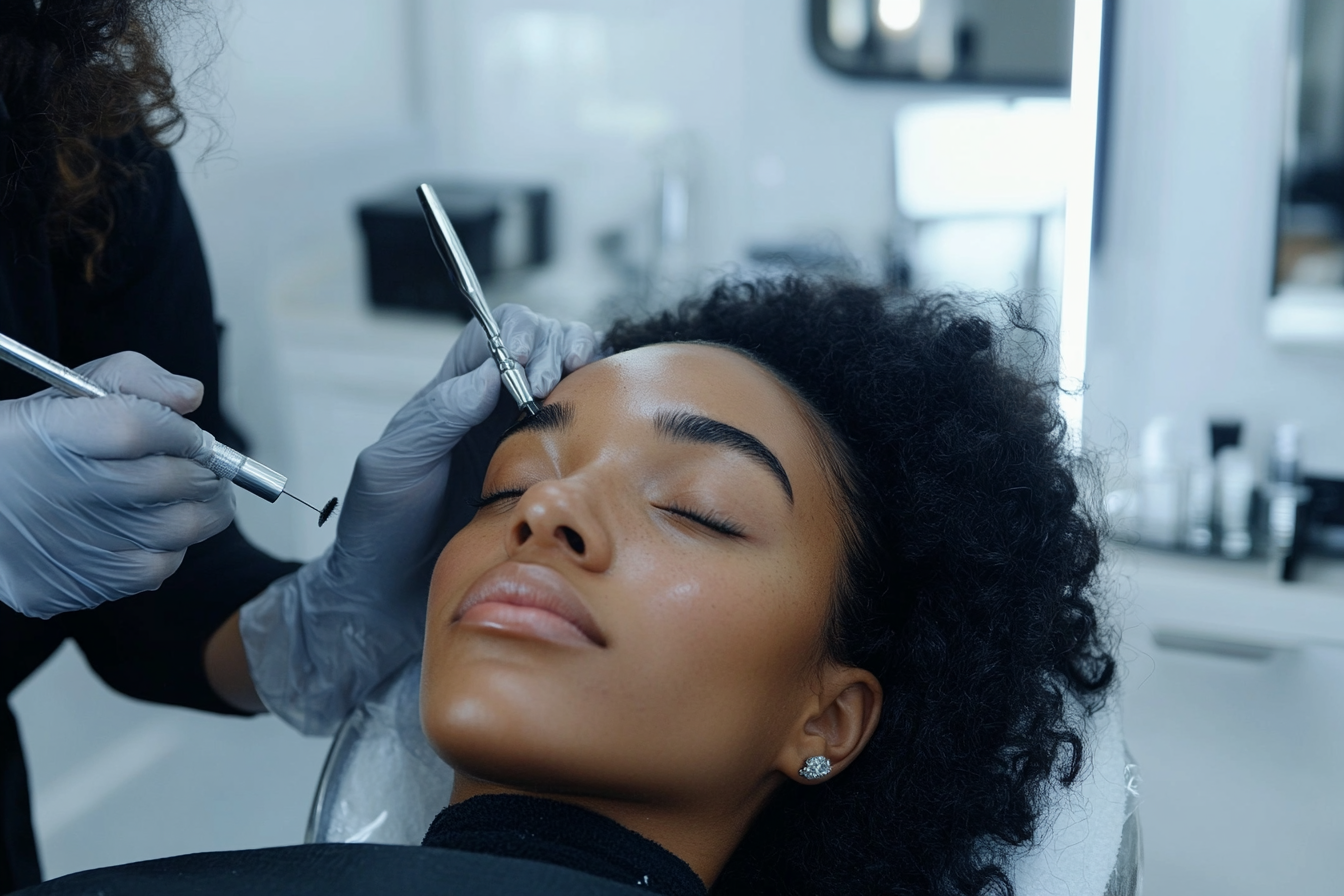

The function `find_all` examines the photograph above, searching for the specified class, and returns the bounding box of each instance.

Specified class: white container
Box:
[1184,460,1215,552]
[1216,447,1256,559]
[1138,417,1183,548]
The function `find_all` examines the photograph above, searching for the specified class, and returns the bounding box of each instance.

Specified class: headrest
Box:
[1008,695,1137,896]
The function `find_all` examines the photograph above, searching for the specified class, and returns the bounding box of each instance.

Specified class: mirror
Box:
[1275,0,1344,298]
[810,0,1075,87]
[1269,0,1344,344]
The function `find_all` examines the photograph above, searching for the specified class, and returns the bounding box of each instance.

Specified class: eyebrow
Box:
[496,401,793,505]
[497,401,575,446]
[654,410,794,504]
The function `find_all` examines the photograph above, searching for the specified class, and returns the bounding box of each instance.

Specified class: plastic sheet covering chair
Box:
[307,659,454,845]
[1108,771,1143,896]
[1007,693,1143,896]
[308,659,1142,895]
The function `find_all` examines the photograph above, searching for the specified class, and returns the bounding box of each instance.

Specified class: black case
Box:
[357,182,550,319]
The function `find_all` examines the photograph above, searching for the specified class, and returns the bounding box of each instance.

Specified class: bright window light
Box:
[1058,0,1104,453]
[877,0,922,33]
[894,100,1071,219]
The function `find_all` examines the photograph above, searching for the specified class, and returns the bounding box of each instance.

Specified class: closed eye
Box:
[469,488,528,509]
[658,503,746,538]
[473,490,746,538]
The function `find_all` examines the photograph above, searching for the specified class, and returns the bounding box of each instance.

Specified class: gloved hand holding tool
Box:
[0,352,235,619]
[240,305,596,735]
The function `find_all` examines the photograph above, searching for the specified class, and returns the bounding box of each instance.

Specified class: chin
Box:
[423,667,572,778]
[420,683,657,801]
[424,709,602,796]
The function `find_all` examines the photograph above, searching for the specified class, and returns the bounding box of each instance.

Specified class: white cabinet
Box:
[1116,547,1344,895]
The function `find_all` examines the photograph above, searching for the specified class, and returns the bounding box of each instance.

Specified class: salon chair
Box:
[307,660,1142,896]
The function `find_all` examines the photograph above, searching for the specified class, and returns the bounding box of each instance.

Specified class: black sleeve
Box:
[47,134,297,713]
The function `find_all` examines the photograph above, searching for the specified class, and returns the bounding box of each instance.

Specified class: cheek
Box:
[427,519,505,623]
[640,534,825,653]
[612,544,829,746]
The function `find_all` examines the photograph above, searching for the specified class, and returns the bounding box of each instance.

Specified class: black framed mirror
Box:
[1274,0,1344,298]
[809,0,1075,88]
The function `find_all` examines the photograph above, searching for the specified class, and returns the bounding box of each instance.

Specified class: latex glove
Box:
[0,352,235,618]
[240,306,596,735]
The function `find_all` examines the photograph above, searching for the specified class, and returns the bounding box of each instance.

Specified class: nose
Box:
[506,480,612,572]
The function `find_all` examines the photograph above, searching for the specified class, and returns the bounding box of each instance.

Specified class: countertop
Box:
[1109,543,1344,653]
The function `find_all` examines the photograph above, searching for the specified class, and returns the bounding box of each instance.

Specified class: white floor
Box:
[1121,630,1344,896]
[1115,546,1344,896]
[10,642,332,882]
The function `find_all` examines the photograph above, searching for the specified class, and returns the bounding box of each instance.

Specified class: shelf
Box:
[1266,287,1344,347]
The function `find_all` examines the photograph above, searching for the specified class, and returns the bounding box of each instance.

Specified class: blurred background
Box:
[12,0,1344,893]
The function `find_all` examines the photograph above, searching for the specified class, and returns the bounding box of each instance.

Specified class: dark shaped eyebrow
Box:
[497,400,575,447]
[654,410,793,504]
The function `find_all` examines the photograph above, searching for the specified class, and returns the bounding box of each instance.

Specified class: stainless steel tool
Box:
[416,183,540,417]
[0,331,336,524]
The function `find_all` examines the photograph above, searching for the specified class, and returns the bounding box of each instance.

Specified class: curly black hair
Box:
[603,276,1115,896]
[0,0,189,279]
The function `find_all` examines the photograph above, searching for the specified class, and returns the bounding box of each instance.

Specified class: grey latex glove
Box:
[0,352,235,618]
[240,306,596,735]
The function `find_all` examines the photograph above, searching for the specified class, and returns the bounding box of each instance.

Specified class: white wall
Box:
[417,0,982,305]
[1087,0,1344,474]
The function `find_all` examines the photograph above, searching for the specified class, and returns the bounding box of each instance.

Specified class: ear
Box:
[776,664,883,784]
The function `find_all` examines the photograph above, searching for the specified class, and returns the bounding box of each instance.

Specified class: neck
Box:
[449,772,778,887]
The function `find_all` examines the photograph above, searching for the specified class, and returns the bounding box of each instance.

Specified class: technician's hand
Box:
[239,306,596,735]
[0,352,235,618]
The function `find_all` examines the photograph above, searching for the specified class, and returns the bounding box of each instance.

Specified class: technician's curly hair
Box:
[605,277,1115,896]
[0,0,183,280]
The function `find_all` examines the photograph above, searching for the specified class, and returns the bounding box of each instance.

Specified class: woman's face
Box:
[422,344,850,810]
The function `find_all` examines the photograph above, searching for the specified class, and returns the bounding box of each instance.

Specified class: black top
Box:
[422,795,706,896]
[0,132,299,892]
[14,796,708,896]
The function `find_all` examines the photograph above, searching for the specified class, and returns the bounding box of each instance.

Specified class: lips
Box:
[452,562,606,647]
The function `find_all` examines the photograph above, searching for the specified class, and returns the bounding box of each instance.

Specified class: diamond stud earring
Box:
[799,756,832,780]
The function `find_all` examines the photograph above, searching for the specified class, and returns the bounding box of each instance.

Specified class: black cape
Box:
[12,844,657,896]
[15,795,709,896]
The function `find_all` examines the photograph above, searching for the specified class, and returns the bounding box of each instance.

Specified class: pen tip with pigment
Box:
[317,497,339,527]
[282,489,340,527]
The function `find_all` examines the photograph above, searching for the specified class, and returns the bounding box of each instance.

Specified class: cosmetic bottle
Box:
[1138,417,1182,549]
[1267,423,1304,579]
[1185,456,1215,552]
[1217,447,1255,559]
[1104,487,1141,543]
[1210,419,1242,457]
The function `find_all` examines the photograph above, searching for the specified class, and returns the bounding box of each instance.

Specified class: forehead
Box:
[551,343,810,440]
